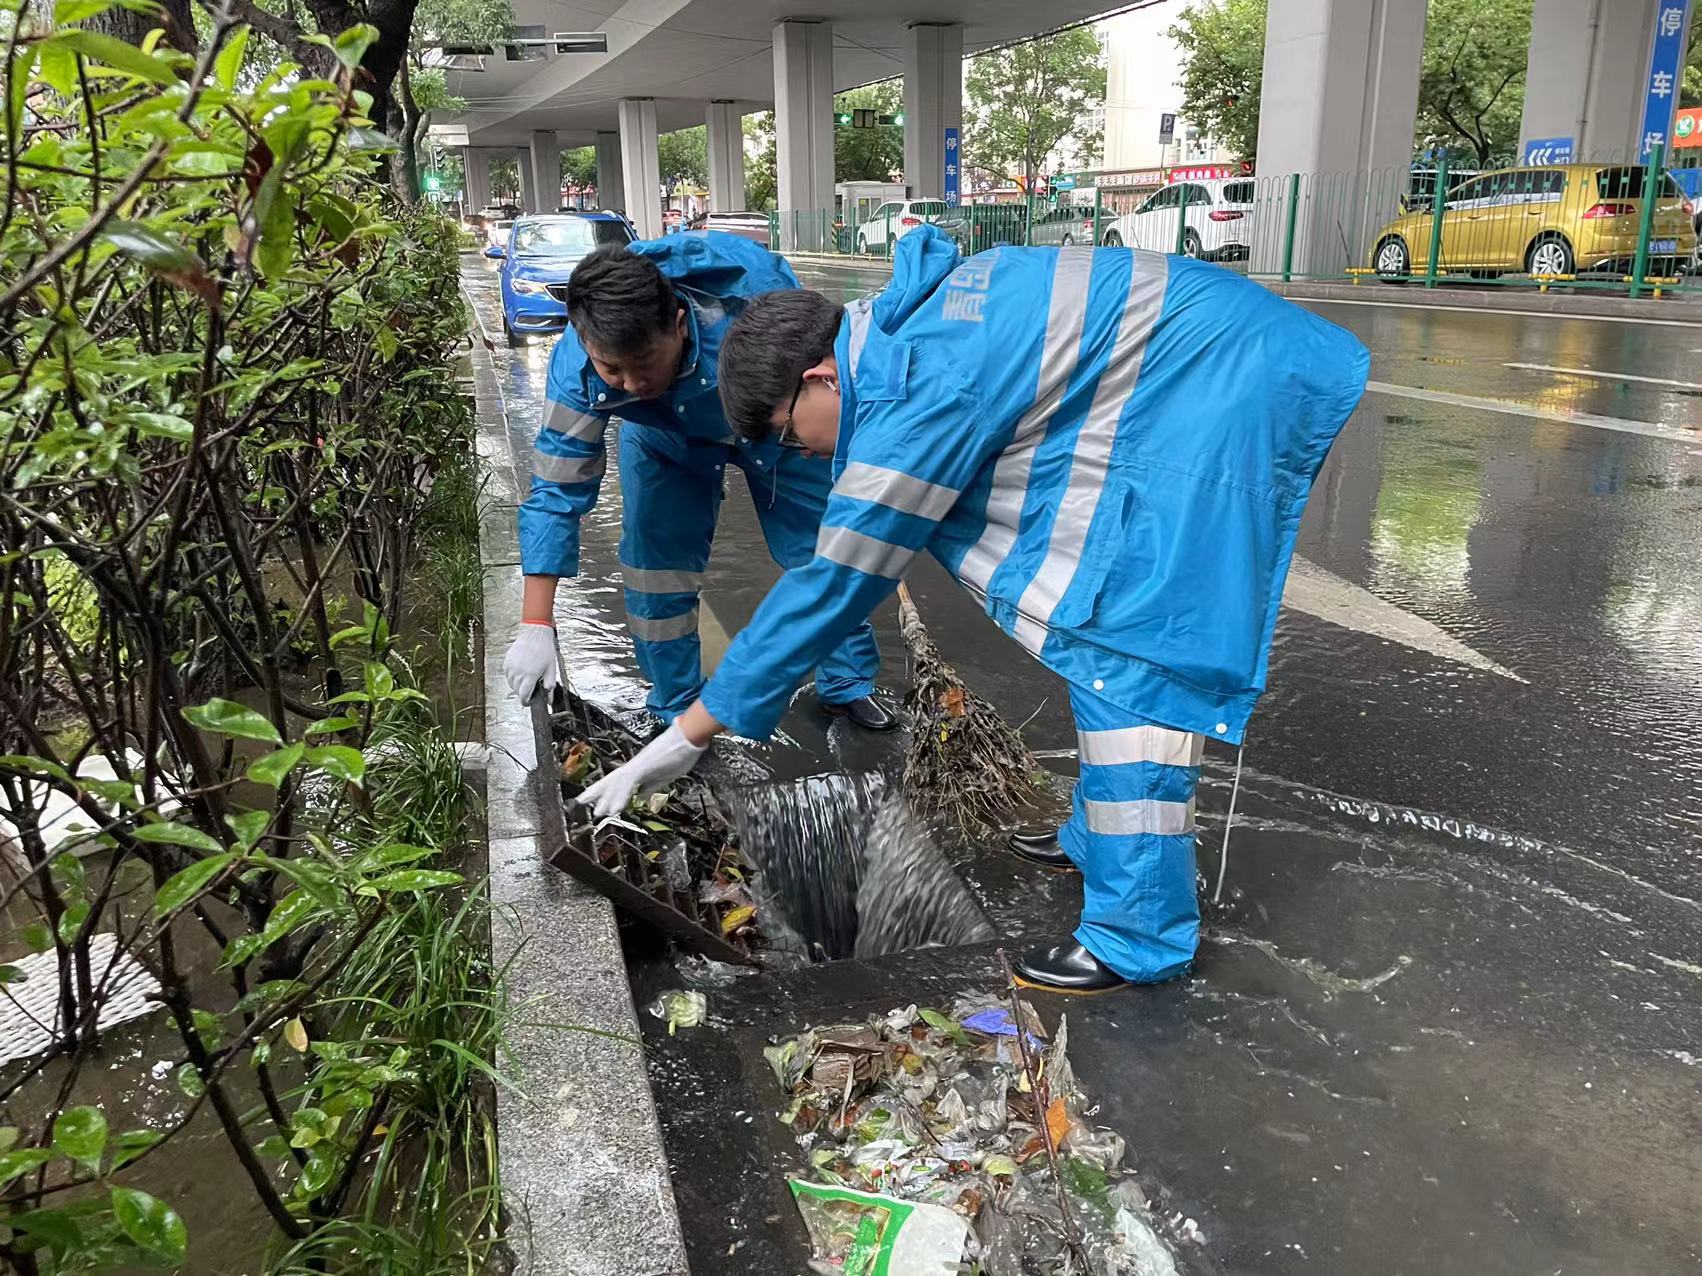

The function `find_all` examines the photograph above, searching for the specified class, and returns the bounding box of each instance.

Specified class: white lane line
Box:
[1365,380,1699,443]
[1282,558,1524,682]
[1505,362,1702,391]
[1302,295,1702,328]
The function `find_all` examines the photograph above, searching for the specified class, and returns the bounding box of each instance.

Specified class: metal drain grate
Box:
[544,688,754,966]
[0,932,162,1066]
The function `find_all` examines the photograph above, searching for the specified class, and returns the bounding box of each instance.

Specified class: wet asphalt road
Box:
[466,257,1702,1275]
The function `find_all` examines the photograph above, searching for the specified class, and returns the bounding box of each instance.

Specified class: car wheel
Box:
[504,320,522,348]
[1102,229,1123,248]
[1526,235,1574,278]
[857,232,869,256]
[1061,233,1075,247]
[1374,236,1411,280]
[1181,229,1203,259]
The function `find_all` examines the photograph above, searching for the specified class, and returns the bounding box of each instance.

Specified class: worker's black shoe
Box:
[1007,826,1078,872]
[823,694,899,732]
[1014,941,1127,994]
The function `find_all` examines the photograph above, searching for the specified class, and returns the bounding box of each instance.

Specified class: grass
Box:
[265,687,513,1275]
[417,447,485,664]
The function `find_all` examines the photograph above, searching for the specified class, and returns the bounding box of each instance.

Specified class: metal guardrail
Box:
[770,143,1700,300]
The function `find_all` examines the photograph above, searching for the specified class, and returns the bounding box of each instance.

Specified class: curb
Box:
[778,252,1702,323]
[1260,278,1702,323]
[464,289,689,1276]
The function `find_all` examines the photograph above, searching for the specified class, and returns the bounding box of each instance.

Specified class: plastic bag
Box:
[789,1180,971,1276]
[645,990,705,1034]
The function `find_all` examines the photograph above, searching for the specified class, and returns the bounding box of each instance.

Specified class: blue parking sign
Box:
[1523,136,1573,165]
[1640,1,1692,159]
[944,128,960,207]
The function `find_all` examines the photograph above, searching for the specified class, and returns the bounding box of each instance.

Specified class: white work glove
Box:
[503,623,560,704]
[575,721,708,819]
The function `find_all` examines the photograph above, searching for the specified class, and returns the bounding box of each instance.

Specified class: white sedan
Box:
[1102,178,1255,262]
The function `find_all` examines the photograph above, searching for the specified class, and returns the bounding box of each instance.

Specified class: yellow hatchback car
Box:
[1370,163,1696,279]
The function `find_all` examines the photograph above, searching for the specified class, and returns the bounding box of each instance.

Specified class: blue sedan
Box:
[496,212,635,345]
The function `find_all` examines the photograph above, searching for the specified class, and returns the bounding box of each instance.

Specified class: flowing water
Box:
[729,773,994,963]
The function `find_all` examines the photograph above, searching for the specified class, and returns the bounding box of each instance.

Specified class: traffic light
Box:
[890,112,904,126]
[834,109,906,128]
[835,111,853,126]
[422,173,441,192]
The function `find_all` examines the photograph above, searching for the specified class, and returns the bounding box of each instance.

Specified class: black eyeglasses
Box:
[776,379,806,449]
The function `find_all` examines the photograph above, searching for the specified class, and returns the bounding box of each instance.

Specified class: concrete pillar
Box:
[903,23,963,200]
[465,147,492,211]
[1251,0,1428,276]
[516,149,536,213]
[706,101,746,212]
[528,131,561,213]
[1520,0,1686,161]
[594,131,624,210]
[773,19,834,250]
[619,98,662,238]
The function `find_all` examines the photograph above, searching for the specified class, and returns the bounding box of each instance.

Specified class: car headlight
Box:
[510,279,551,296]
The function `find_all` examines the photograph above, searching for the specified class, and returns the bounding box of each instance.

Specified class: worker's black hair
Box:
[718,289,846,441]
[564,245,679,355]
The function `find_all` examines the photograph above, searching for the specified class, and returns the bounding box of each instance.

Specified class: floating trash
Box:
[767,993,1185,1275]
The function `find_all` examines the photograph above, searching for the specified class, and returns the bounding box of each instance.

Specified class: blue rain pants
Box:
[618,421,881,721]
[1058,683,1205,983]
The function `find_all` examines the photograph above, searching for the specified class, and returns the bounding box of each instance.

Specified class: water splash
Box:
[730,773,993,963]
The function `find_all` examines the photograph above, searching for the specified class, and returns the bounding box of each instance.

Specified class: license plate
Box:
[1651,239,1677,253]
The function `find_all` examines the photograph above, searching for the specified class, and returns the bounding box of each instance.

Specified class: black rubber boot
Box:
[1007,826,1078,872]
[1013,940,1127,994]
[822,694,899,732]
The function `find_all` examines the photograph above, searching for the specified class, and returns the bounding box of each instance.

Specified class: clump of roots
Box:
[896,582,1046,839]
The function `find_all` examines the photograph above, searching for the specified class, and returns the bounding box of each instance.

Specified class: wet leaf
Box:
[176,1063,204,1098]
[560,740,592,780]
[20,922,51,952]
[100,221,219,308]
[1045,1097,1071,1149]
[225,809,270,849]
[646,791,670,814]
[305,715,359,736]
[305,745,365,785]
[0,1128,15,1153]
[182,698,281,744]
[297,1149,338,1198]
[132,820,224,854]
[940,686,967,717]
[0,1148,54,1188]
[246,742,304,787]
[358,869,461,894]
[918,1008,971,1047]
[720,904,756,934]
[110,1186,187,1264]
[283,1017,309,1052]
[111,1129,164,1170]
[52,1106,107,1172]
[0,966,24,985]
[153,853,235,915]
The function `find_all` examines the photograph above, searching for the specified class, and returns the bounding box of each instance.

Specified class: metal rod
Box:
[1281,173,1300,281]
[1424,155,1449,288]
[1630,140,1663,301]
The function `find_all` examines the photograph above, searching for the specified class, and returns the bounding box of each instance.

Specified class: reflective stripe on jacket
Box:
[517,232,799,577]
[701,226,1370,742]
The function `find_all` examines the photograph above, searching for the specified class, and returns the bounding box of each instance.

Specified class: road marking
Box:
[1302,295,1702,329]
[1282,558,1524,681]
[1504,362,1702,391]
[1365,380,1699,443]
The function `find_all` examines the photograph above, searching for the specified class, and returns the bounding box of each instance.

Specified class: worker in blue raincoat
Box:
[576,227,1369,994]
[502,233,892,731]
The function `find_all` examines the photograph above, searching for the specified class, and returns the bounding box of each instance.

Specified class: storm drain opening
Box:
[729,772,995,963]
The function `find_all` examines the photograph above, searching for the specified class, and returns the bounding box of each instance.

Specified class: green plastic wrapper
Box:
[788,1180,970,1276]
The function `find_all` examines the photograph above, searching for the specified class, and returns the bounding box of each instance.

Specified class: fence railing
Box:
[771,144,1701,299]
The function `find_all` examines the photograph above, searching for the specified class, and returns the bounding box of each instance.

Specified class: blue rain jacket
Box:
[517,233,800,577]
[702,227,1370,744]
